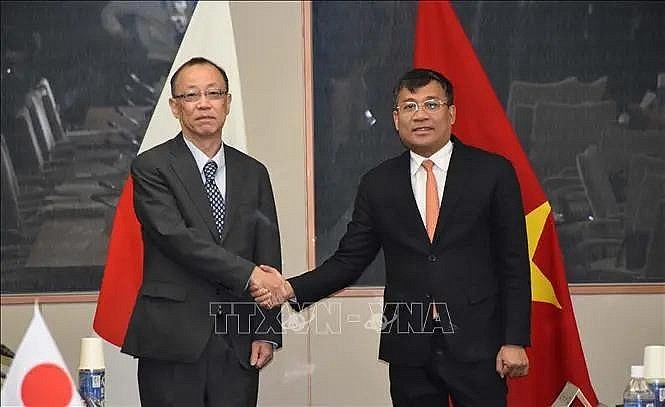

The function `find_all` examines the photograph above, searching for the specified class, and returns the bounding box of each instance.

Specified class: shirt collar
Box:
[182,136,226,174]
[409,139,454,176]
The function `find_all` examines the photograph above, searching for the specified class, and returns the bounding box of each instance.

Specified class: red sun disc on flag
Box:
[21,362,72,407]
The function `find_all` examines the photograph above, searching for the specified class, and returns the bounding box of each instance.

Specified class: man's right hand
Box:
[249,265,293,309]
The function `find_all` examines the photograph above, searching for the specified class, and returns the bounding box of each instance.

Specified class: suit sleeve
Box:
[492,159,531,346]
[131,156,255,295]
[250,165,283,347]
[289,174,381,308]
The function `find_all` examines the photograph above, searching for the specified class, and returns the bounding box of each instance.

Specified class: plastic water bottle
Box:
[624,365,656,407]
[644,345,665,407]
[646,377,665,407]
[78,337,105,406]
[79,368,105,406]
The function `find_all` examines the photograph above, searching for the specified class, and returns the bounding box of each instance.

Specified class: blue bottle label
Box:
[79,368,105,407]
[648,382,665,407]
[624,401,655,407]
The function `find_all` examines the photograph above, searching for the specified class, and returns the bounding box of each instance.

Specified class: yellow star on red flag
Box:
[526,201,562,309]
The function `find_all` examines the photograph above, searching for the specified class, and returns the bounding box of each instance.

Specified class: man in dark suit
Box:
[253,68,531,406]
[122,57,284,407]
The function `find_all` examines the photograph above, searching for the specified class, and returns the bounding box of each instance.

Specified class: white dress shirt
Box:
[409,140,454,229]
[182,136,227,198]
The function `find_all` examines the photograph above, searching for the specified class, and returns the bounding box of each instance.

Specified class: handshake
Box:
[249,265,294,309]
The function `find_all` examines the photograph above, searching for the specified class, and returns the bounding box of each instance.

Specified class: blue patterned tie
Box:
[203,161,225,238]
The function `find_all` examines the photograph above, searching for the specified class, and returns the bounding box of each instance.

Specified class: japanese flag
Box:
[1,304,84,407]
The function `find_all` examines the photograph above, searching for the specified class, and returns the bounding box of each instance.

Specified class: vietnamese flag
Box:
[93,1,249,347]
[92,177,143,346]
[414,1,598,406]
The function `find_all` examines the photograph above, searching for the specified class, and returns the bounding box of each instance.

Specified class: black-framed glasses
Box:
[173,89,229,103]
[394,99,450,115]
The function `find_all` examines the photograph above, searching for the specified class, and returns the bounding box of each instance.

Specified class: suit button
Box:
[427,255,439,262]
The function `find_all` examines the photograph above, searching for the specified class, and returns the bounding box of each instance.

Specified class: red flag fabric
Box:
[93,177,143,347]
[414,1,598,406]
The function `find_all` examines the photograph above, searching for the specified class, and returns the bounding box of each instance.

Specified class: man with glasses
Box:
[122,57,284,407]
[253,68,531,406]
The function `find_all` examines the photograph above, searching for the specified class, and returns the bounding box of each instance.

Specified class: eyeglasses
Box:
[394,99,450,115]
[173,89,229,103]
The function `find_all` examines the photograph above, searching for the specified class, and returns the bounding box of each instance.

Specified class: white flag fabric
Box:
[139,0,247,154]
[1,304,84,407]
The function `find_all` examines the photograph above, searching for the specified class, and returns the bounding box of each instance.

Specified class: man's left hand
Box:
[496,345,529,378]
[250,341,274,369]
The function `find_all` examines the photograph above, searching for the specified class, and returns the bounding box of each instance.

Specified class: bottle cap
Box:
[631,365,645,378]
[643,345,665,379]
[79,337,105,370]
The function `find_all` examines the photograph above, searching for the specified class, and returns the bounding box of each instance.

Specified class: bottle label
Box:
[79,368,105,407]
[624,401,655,407]
[648,382,665,407]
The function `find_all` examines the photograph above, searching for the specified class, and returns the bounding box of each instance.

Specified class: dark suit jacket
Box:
[290,136,530,367]
[122,133,282,368]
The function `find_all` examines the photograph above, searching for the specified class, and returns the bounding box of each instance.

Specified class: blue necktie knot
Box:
[203,161,218,183]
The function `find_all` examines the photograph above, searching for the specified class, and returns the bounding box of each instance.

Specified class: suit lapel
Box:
[219,146,237,244]
[433,137,470,246]
[169,134,221,243]
[393,152,432,248]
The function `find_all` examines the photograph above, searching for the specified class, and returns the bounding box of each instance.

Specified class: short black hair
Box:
[170,57,229,96]
[393,68,454,108]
